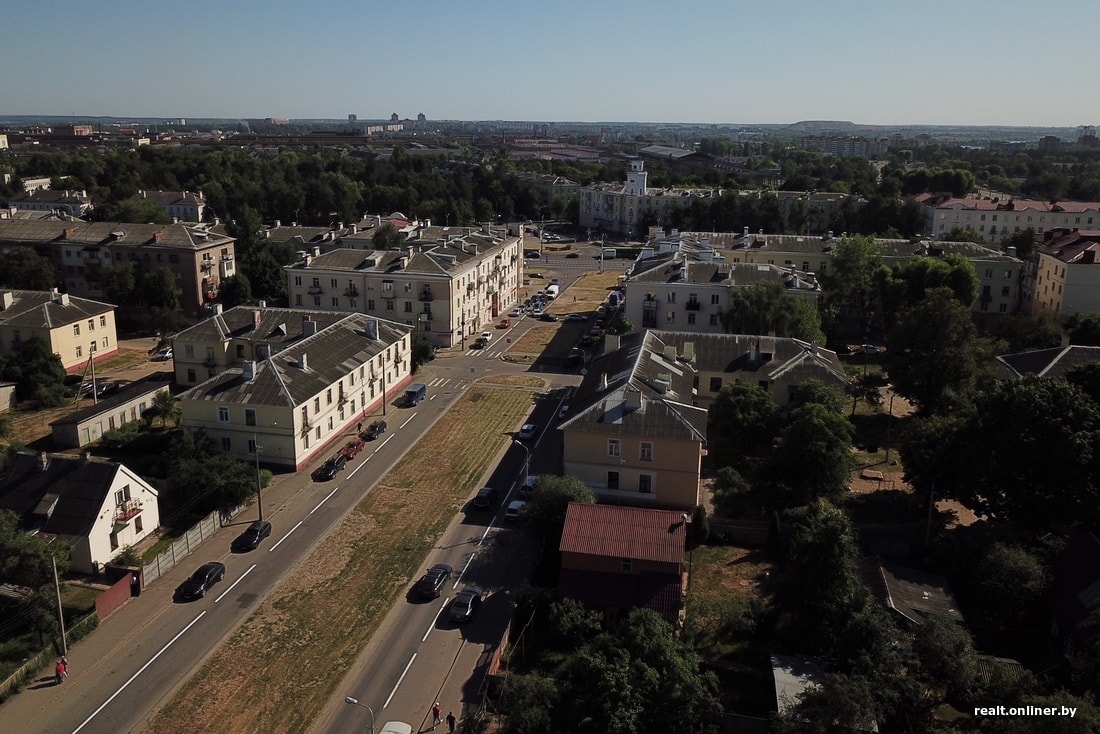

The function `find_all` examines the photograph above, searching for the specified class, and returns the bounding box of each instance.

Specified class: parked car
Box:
[558,404,570,419]
[231,520,273,552]
[364,420,387,440]
[540,312,559,322]
[448,586,485,624]
[566,313,587,322]
[550,278,560,285]
[517,423,539,440]
[527,272,543,279]
[524,251,541,259]
[498,318,511,329]
[152,348,173,361]
[508,308,523,317]
[481,331,492,343]
[341,438,366,460]
[415,563,454,598]
[96,382,121,398]
[65,382,94,398]
[518,475,538,498]
[566,252,580,258]
[531,308,544,318]
[504,500,527,522]
[175,562,226,600]
[472,486,499,510]
[316,454,348,480]
[860,344,881,355]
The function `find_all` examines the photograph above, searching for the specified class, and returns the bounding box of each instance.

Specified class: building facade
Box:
[0,289,118,372]
[131,190,206,222]
[175,309,412,470]
[1026,228,1100,318]
[916,193,1100,247]
[6,189,93,217]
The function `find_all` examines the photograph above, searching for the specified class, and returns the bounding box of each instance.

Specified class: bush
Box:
[99,421,145,449]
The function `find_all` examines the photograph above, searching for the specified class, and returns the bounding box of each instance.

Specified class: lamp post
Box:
[681,512,694,593]
[252,432,265,522]
[512,439,531,483]
[344,696,376,734]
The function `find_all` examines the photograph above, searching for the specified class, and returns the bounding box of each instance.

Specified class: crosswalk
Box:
[425,377,471,390]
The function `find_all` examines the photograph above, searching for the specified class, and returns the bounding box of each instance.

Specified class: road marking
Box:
[215,564,256,603]
[423,600,448,641]
[347,457,370,479]
[268,521,302,551]
[310,486,340,514]
[429,394,436,400]
[376,434,394,451]
[399,414,415,429]
[71,611,208,734]
[383,653,417,709]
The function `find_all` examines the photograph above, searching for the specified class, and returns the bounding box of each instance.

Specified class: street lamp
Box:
[252,432,265,522]
[512,439,531,482]
[344,696,375,734]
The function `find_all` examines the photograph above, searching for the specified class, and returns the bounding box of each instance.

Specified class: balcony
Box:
[685,300,702,311]
[114,499,143,525]
[203,356,217,367]
[308,285,323,295]
[221,254,234,262]
[419,289,435,301]
[200,260,214,272]
[344,287,360,297]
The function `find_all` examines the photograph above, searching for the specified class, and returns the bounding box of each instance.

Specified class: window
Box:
[687,313,696,324]
[217,406,230,422]
[1002,286,1010,297]
[237,344,246,358]
[349,299,357,309]
[999,303,1008,313]
[709,314,719,326]
[621,558,632,573]
[404,302,413,312]
[248,438,258,454]
[331,297,339,307]
[100,315,107,327]
[295,294,303,306]
[88,319,95,332]
[102,337,109,349]
[115,486,131,505]
[76,345,82,358]
[73,324,80,336]
[709,377,723,392]
[607,471,620,490]
[711,294,720,305]
[666,311,675,323]
[1004,270,1012,279]
[135,516,143,533]
[313,296,321,307]
[985,269,993,278]
[294,276,302,286]
[640,442,653,461]
[185,344,195,358]
[220,437,231,451]
[331,278,338,289]
[639,474,652,493]
[245,408,257,426]
[667,292,676,303]
[608,439,620,457]
[187,368,196,382]
[758,380,768,390]
[368,299,375,310]
[382,281,394,292]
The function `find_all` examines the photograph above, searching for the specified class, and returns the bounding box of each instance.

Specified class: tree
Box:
[0,335,66,404]
[92,198,171,225]
[883,253,980,321]
[241,249,287,304]
[225,206,265,259]
[164,430,257,515]
[410,332,436,373]
[711,466,751,516]
[790,378,846,414]
[102,262,137,307]
[0,508,69,588]
[499,673,558,733]
[1065,312,1100,346]
[140,267,182,311]
[521,475,596,541]
[0,247,57,290]
[940,226,987,245]
[370,222,406,249]
[776,673,883,734]
[1001,227,1038,262]
[885,287,992,414]
[707,381,780,461]
[967,543,1047,628]
[819,235,882,337]
[720,282,826,343]
[219,274,252,308]
[912,615,979,700]
[150,390,181,428]
[767,403,855,506]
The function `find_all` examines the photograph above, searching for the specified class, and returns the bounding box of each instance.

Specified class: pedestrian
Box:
[55,659,66,685]
[432,702,442,728]
[446,711,457,732]
[356,421,363,434]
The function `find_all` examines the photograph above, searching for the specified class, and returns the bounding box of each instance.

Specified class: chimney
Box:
[153,230,164,243]
[337,221,344,230]
[274,220,281,228]
[374,215,382,227]
[743,226,749,238]
[141,190,147,199]
[312,245,321,257]
[258,300,266,308]
[751,340,760,362]
[212,303,223,316]
[243,361,256,381]
[64,227,75,239]
[302,317,318,336]
[252,309,261,331]
[399,256,409,270]
[406,244,415,259]
[56,293,70,306]
[624,389,642,412]
[299,353,308,371]
[350,223,357,234]
[600,372,608,389]
[811,341,819,356]
[0,292,11,310]
[1007,246,1017,258]
[303,254,313,267]
[38,451,49,471]
[364,319,378,340]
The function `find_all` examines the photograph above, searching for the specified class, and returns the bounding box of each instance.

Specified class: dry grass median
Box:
[146,385,535,734]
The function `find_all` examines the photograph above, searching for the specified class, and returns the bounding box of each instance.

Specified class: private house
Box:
[0,289,119,373]
[1026,228,1100,318]
[0,220,237,316]
[6,189,93,218]
[130,190,206,222]
[284,225,522,348]
[50,373,171,448]
[915,193,1100,247]
[861,556,965,626]
[176,311,412,470]
[558,502,686,627]
[996,343,1100,380]
[0,452,160,574]
[560,331,708,510]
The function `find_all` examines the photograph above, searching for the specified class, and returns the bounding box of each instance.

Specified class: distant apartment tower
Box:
[417,113,426,123]
[802,135,887,158]
[348,114,358,123]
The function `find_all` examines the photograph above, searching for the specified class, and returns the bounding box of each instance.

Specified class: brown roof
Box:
[559,502,687,564]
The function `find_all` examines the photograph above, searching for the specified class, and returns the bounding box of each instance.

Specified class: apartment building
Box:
[130,190,206,222]
[6,189,93,217]
[0,289,118,372]
[1027,228,1100,318]
[916,193,1100,247]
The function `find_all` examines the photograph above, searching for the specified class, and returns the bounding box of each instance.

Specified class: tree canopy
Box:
[0,247,57,290]
[521,475,596,541]
[720,281,826,344]
[819,235,882,337]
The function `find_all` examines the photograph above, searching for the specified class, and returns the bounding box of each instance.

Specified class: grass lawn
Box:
[146,386,536,734]
[685,544,776,660]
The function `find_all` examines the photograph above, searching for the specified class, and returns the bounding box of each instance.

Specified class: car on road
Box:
[566,252,580,258]
[550,278,560,285]
[231,520,273,552]
[316,453,348,480]
[65,382,95,398]
[517,423,539,440]
[415,563,454,598]
[152,348,173,361]
[558,404,570,419]
[531,308,544,318]
[341,438,366,460]
[498,318,511,328]
[379,723,413,734]
[176,562,226,600]
[472,337,488,349]
[540,312,559,322]
[524,251,541,259]
[518,475,538,498]
[566,313,587,322]
[472,486,499,510]
[860,344,881,355]
[364,420,387,440]
[481,331,492,342]
[96,382,121,398]
[527,272,543,279]
[448,586,485,624]
[509,308,523,317]
[504,500,527,522]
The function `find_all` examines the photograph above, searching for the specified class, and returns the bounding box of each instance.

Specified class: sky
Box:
[1,0,1095,127]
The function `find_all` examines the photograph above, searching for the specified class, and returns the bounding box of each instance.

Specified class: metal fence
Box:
[0,612,97,699]
[141,504,243,586]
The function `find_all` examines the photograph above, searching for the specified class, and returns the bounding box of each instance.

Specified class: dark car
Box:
[415,563,454,598]
[471,337,488,349]
[176,562,226,600]
[472,486,498,510]
[316,454,348,481]
[341,438,366,460]
[540,312,559,322]
[96,382,121,398]
[448,586,485,624]
[364,420,387,440]
[565,252,580,258]
[231,520,272,552]
[65,382,95,398]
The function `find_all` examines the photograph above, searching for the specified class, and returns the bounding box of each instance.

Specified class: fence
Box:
[141,503,244,586]
[0,612,97,699]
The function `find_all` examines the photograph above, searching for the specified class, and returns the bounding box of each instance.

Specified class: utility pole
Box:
[253,433,265,522]
[53,555,67,656]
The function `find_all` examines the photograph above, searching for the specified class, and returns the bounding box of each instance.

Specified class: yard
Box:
[686,544,776,660]
[146,385,537,734]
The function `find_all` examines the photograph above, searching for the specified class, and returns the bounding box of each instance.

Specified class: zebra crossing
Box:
[425,377,470,390]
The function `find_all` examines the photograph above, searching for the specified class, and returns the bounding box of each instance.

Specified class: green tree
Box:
[150,390,181,428]
[0,335,66,404]
[140,266,182,311]
[0,247,57,290]
[241,249,287,304]
[102,262,137,307]
[92,198,171,225]
[940,226,987,245]
[767,403,855,506]
[720,281,825,343]
[912,615,979,700]
[370,222,406,249]
[707,381,780,460]
[776,673,883,734]
[1065,312,1100,346]
[0,508,69,587]
[225,206,265,259]
[711,466,751,516]
[790,378,846,414]
[819,235,882,337]
[499,673,558,733]
[1001,227,1038,262]
[521,475,596,541]
[219,274,253,308]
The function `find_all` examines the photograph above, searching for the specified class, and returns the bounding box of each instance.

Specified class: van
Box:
[602,248,617,260]
[546,284,559,299]
[403,383,427,406]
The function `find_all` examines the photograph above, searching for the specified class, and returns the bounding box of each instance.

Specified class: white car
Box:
[509,308,523,317]
[505,500,527,521]
[481,331,492,342]
[517,423,539,440]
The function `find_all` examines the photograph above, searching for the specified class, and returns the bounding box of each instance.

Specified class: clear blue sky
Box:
[1,0,1093,126]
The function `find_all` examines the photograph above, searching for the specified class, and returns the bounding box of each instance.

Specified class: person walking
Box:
[432,702,442,729]
[55,659,66,685]
[446,710,457,732]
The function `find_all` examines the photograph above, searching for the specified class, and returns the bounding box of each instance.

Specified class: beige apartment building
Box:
[284,225,522,348]
[130,190,206,222]
[1027,228,1100,318]
[0,289,118,373]
[916,193,1100,247]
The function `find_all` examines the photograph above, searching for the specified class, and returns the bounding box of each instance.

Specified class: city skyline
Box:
[2,0,1097,127]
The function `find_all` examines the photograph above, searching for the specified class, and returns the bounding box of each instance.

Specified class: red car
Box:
[341,438,365,459]
[498,318,511,328]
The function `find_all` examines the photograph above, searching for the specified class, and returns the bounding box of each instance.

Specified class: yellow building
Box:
[0,289,118,373]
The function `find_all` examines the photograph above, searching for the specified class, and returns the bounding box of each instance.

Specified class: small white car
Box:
[509,308,523,317]
[517,423,539,440]
[505,500,527,521]
[481,331,492,343]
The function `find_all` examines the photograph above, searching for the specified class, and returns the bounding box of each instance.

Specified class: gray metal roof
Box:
[0,219,235,251]
[0,289,114,328]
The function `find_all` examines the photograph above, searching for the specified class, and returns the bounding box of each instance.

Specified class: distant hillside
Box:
[786,120,864,133]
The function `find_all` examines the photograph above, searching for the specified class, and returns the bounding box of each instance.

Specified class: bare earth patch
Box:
[145,387,536,734]
[476,374,547,389]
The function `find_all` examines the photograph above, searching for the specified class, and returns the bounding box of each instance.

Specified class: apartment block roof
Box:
[175,305,350,346]
[915,193,1100,213]
[178,312,410,408]
[630,252,821,293]
[700,230,1019,263]
[0,289,114,328]
[7,189,92,205]
[1039,228,1100,264]
[559,502,687,563]
[0,220,235,251]
[653,331,848,385]
[288,230,517,277]
[996,344,1100,379]
[133,190,205,206]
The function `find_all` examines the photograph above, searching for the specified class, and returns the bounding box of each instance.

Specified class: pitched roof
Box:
[175,305,349,345]
[557,568,682,625]
[861,557,964,624]
[1039,229,1100,264]
[0,452,126,538]
[0,219,234,251]
[917,195,1100,214]
[996,345,1100,379]
[132,190,205,206]
[7,189,91,205]
[49,373,171,427]
[559,502,687,563]
[0,289,114,328]
[178,312,411,407]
